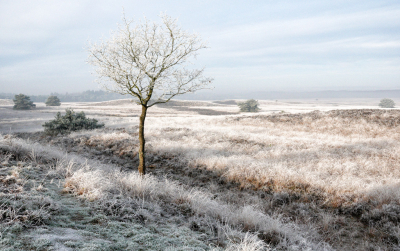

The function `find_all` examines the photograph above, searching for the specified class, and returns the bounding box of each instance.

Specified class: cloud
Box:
[0,53,97,94]
[205,7,400,55]
[0,1,82,42]
[0,0,399,95]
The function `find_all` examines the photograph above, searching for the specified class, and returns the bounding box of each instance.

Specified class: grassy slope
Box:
[2,108,400,250]
[0,138,222,251]
[1,134,280,250]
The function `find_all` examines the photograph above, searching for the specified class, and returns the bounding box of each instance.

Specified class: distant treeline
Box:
[179,89,400,100]
[0,90,126,102]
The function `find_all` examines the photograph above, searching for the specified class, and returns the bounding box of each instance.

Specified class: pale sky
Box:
[0,0,399,95]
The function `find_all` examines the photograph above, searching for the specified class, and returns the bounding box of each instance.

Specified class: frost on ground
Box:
[2,103,400,250]
[0,135,278,250]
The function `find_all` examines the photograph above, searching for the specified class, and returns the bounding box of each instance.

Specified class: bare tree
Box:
[87,13,212,175]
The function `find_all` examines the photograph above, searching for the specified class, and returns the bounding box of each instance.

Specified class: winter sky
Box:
[0,0,399,95]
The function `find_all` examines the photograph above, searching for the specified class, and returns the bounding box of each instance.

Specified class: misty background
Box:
[0,0,399,99]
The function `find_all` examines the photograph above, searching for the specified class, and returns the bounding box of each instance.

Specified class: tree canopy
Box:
[379,98,395,108]
[87,13,212,108]
[45,95,61,106]
[13,94,36,110]
[87,13,212,175]
[238,99,260,112]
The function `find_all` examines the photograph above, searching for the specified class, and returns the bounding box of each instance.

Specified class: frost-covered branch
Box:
[87,13,212,107]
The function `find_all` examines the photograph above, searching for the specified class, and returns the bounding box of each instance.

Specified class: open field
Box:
[1,98,399,133]
[1,98,400,250]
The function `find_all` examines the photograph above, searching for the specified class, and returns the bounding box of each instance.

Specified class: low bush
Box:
[13,94,36,110]
[238,99,260,112]
[379,98,395,108]
[43,109,104,135]
[45,95,61,106]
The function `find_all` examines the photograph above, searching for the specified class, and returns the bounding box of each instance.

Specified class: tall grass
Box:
[1,134,331,249]
[135,112,400,206]
[64,165,328,249]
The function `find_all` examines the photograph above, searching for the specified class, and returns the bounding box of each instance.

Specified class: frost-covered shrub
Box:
[45,95,61,106]
[43,109,104,135]
[238,99,260,112]
[379,98,395,108]
[13,94,36,110]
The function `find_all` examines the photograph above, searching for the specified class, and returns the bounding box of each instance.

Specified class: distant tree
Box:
[238,99,260,112]
[43,109,104,135]
[87,13,212,175]
[45,95,61,106]
[379,98,395,108]
[13,94,36,110]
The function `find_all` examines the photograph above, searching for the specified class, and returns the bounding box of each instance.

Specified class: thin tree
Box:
[87,13,212,175]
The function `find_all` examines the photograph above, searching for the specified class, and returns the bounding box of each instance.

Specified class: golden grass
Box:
[137,110,400,206]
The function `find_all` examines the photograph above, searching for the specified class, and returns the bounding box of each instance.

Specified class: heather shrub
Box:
[238,99,260,112]
[13,94,36,110]
[45,95,61,106]
[379,98,395,108]
[43,109,104,135]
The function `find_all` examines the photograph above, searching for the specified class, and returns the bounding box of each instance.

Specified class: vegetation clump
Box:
[13,94,36,110]
[43,109,104,135]
[379,98,395,108]
[45,95,61,106]
[238,99,260,112]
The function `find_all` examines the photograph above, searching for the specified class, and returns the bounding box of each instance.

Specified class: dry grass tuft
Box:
[62,163,329,249]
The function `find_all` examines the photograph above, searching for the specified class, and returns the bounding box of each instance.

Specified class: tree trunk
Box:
[138,105,148,175]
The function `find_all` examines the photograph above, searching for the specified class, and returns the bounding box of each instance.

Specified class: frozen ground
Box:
[1,98,400,250]
[1,98,398,133]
